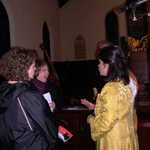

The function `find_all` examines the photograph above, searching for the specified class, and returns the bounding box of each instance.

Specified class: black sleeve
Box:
[20,91,58,145]
[46,82,65,111]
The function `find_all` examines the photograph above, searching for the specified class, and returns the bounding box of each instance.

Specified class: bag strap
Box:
[17,97,33,131]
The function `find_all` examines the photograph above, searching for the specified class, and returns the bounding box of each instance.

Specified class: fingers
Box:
[87,114,93,124]
[80,99,94,110]
[81,99,89,105]
[49,101,56,110]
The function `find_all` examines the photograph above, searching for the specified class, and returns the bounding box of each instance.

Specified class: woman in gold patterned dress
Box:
[87,44,139,150]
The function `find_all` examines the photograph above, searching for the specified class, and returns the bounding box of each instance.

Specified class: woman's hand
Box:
[49,101,56,111]
[87,114,94,124]
[81,98,95,110]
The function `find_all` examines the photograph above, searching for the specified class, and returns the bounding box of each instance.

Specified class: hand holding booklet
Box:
[43,92,54,112]
[58,125,73,142]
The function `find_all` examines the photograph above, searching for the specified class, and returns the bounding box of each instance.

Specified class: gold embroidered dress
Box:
[88,81,139,150]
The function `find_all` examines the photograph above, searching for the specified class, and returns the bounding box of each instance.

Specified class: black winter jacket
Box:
[0,81,58,150]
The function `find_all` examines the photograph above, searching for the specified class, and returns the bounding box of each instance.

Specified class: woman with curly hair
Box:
[0,47,58,150]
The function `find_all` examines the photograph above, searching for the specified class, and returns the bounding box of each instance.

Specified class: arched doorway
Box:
[0,2,10,57]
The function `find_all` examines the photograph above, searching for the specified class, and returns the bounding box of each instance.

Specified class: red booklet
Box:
[58,125,73,142]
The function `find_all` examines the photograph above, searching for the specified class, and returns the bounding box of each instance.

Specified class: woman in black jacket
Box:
[0,47,58,150]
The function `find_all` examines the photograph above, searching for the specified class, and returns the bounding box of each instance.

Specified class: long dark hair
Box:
[97,44,129,85]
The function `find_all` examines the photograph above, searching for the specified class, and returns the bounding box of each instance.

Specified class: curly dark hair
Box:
[0,47,38,81]
[97,44,129,85]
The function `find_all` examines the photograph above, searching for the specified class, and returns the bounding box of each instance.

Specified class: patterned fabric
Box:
[31,79,46,94]
[89,81,139,150]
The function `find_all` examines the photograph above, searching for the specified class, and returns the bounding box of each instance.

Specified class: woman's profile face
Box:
[98,59,109,76]
[28,62,36,80]
[37,64,49,83]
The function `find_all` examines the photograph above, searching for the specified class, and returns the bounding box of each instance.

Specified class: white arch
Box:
[1,0,16,46]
